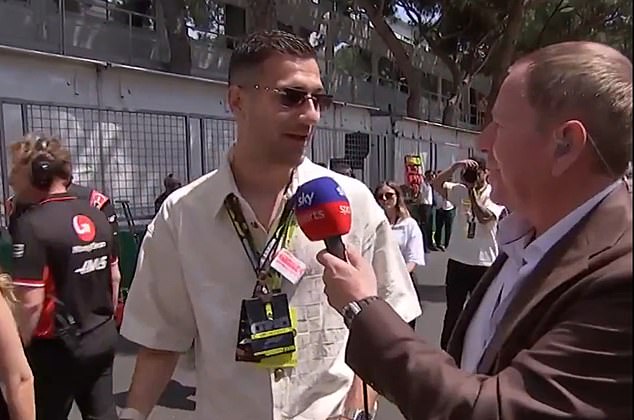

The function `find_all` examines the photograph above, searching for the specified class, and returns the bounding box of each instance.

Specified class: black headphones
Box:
[30,138,61,190]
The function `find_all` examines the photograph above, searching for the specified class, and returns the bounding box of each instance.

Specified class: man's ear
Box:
[227,85,243,115]
[551,120,587,177]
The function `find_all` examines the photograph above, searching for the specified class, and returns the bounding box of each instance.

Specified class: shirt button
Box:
[251,222,259,229]
[274,368,285,381]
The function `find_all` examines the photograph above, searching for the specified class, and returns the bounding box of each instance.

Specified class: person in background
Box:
[432,156,505,350]
[374,182,425,330]
[6,133,122,313]
[331,161,355,178]
[433,171,455,251]
[0,269,35,420]
[9,136,118,420]
[418,170,436,252]
[153,174,182,214]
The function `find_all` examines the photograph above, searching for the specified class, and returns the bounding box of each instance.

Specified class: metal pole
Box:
[59,0,66,54]
[128,13,133,64]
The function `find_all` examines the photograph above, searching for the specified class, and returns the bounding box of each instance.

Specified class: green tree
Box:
[396,0,528,125]
[347,1,527,124]
[483,0,632,120]
[155,0,278,74]
[353,0,426,119]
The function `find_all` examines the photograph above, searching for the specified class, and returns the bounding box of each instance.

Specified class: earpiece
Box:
[554,138,571,157]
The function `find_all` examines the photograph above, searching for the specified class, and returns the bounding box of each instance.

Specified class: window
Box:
[278,22,293,33]
[298,27,313,42]
[378,57,398,87]
[225,4,246,49]
[469,88,478,125]
[421,72,438,95]
[441,78,454,99]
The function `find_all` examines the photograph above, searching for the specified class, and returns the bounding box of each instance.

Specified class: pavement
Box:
[69,251,450,420]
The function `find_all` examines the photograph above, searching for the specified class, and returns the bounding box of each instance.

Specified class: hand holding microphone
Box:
[294,177,378,313]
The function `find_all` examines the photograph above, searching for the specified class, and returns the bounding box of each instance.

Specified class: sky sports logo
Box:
[296,191,315,208]
[295,178,348,210]
[295,202,351,225]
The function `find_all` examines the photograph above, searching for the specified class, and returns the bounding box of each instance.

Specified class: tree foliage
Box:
[348,0,631,124]
[517,0,632,58]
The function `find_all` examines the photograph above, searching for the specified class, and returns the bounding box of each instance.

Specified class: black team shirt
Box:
[11,193,114,339]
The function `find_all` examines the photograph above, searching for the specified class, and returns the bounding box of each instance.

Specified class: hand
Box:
[453,159,479,171]
[316,247,378,313]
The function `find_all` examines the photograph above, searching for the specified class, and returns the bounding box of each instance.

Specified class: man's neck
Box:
[231,144,297,230]
[231,144,295,195]
[531,176,616,236]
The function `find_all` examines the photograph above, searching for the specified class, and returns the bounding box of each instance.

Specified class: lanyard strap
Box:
[223,193,296,282]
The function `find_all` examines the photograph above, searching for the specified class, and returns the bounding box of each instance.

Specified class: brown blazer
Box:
[346,182,632,420]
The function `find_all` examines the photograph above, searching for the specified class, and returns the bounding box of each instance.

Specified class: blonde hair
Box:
[0,271,17,309]
[519,41,632,176]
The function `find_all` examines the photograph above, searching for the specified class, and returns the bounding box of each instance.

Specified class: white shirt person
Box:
[119,30,421,420]
[374,182,425,329]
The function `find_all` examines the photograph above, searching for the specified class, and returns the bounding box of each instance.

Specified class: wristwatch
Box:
[342,408,374,420]
[119,408,145,420]
[341,296,380,328]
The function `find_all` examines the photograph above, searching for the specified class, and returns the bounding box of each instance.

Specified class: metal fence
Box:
[23,103,189,219]
[0,99,473,227]
[1,100,190,222]
[0,100,389,225]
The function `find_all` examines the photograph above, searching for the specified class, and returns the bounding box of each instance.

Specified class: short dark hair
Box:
[228,30,317,85]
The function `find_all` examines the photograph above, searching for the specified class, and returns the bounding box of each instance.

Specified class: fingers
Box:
[317,249,348,271]
[464,159,479,169]
[344,247,364,268]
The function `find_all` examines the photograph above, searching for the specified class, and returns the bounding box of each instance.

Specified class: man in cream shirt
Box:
[119,30,420,420]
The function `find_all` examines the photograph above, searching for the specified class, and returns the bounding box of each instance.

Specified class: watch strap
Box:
[342,296,380,328]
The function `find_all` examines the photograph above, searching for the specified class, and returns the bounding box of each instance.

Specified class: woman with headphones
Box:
[8,136,118,420]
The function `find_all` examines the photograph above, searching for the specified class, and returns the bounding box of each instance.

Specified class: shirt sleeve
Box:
[100,198,120,261]
[10,217,47,288]
[120,204,196,352]
[482,198,505,220]
[444,182,467,206]
[403,218,426,267]
[362,191,422,323]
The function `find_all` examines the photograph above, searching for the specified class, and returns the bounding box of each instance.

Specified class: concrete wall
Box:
[0,0,490,130]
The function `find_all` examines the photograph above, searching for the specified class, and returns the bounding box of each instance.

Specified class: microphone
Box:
[294,177,351,260]
[294,177,371,418]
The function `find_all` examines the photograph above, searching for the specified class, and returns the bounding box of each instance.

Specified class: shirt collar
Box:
[498,180,622,268]
[39,192,76,205]
[209,145,316,218]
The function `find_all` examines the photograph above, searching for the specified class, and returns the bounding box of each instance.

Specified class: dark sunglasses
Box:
[377,192,396,201]
[252,85,333,109]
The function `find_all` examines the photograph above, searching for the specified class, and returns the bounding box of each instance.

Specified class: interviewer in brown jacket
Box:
[317,41,632,420]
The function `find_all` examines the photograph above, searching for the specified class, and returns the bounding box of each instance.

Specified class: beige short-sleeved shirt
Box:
[121,154,422,420]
